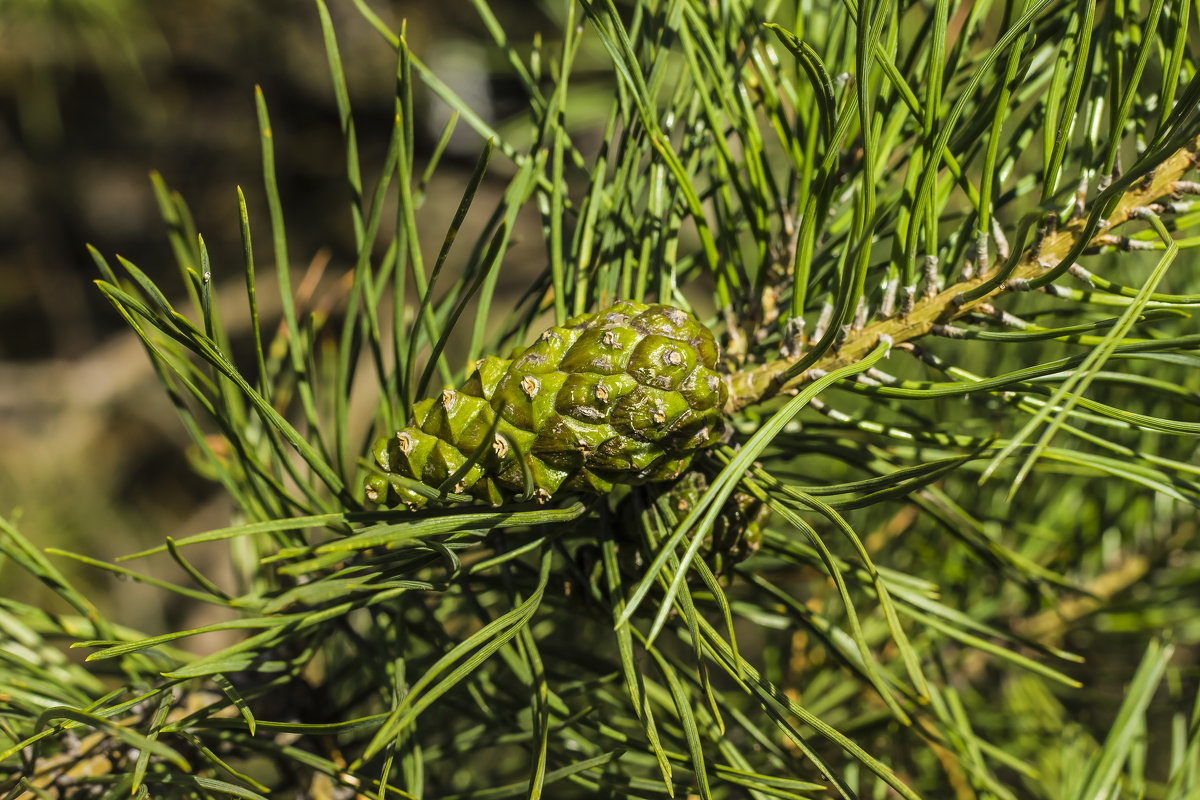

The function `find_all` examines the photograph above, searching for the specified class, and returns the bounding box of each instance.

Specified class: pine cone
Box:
[366,301,728,508]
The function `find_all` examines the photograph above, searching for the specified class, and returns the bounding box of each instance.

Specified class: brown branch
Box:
[725,133,1200,413]
[1014,524,1194,643]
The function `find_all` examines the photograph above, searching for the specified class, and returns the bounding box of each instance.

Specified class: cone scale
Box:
[366,301,728,509]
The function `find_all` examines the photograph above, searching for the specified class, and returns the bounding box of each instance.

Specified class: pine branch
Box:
[726,133,1200,412]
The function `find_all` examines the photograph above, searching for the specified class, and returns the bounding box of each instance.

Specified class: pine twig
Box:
[725,133,1200,412]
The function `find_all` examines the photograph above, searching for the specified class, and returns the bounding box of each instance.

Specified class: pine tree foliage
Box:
[3,0,1200,797]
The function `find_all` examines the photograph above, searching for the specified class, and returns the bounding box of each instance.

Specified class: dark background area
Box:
[0,0,536,360]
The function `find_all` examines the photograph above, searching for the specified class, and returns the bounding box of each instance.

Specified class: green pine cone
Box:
[366,301,728,508]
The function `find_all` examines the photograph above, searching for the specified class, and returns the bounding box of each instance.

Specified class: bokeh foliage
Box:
[3,0,1200,798]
